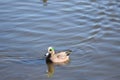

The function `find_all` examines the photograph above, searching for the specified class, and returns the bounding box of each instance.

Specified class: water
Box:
[0,0,120,80]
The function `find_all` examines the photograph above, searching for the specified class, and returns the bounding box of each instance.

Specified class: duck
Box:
[45,47,72,63]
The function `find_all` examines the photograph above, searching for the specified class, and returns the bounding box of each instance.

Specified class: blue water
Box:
[0,0,120,80]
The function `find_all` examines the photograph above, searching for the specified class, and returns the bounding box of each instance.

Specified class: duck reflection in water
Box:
[46,59,70,77]
[45,47,72,77]
[46,61,54,77]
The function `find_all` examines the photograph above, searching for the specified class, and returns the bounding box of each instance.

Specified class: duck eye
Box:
[49,49,52,51]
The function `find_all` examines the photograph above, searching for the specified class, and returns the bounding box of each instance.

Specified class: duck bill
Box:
[45,53,49,56]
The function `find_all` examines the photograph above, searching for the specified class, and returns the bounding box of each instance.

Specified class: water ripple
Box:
[0,0,120,80]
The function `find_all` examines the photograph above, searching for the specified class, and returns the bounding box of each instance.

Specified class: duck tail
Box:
[65,50,72,56]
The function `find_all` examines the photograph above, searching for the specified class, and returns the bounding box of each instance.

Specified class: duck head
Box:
[45,47,55,56]
[45,47,55,62]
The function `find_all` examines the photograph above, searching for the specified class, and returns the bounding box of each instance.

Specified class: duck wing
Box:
[56,52,68,59]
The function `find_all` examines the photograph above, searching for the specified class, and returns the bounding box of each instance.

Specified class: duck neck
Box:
[51,50,55,56]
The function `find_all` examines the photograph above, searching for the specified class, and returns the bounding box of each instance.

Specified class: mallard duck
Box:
[45,47,72,63]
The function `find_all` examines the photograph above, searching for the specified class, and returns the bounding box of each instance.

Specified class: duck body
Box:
[45,47,72,63]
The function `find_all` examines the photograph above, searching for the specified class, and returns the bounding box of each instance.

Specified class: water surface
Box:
[0,0,120,80]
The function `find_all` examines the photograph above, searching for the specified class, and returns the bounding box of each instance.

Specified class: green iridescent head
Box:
[48,47,54,52]
[45,47,55,56]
